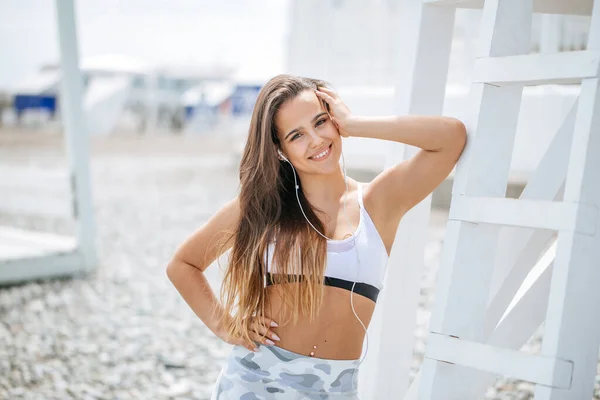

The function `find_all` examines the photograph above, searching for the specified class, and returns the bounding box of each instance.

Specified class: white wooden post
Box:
[535,2,600,398]
[540,14,562,53]
[358,1,455,399]
[401,0,600,398]
[55,0,97,270]
[409,102,577,399]
[418,0,532,398]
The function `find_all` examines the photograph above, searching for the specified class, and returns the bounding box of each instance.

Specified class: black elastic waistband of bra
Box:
[265,272,379,303]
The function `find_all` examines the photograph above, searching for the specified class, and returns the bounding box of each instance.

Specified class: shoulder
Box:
[361,177,405,234]
[357,179,376,212]
[168,195,241,273]
[355,179,381,220]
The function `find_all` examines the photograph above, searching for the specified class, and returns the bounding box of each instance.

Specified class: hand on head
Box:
[314,87,354,138]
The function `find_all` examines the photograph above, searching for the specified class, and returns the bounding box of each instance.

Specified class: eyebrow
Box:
[284,112,328,141]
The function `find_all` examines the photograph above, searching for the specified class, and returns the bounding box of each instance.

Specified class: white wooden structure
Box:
[0,0,97,285]
[358,0,600,399]
[287,1,589,199]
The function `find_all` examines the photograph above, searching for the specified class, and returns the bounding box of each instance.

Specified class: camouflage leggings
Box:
[210,341,360,399]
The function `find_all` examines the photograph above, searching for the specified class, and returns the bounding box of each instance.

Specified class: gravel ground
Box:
[0,130,598,399]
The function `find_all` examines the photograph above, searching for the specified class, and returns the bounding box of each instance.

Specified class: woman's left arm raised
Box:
[315,87,467,227]
[344,115,467,221]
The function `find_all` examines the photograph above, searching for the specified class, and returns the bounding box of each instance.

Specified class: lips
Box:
[309,143,332,160]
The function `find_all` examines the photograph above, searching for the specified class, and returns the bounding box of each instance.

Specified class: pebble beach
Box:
[0,129,598,399]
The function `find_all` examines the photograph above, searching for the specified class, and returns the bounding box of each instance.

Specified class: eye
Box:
[291,133,302,141]
[316,119,326,126]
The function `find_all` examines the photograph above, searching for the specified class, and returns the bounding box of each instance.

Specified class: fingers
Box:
[316,86,337,97]
[229,316,281,353]
[242,339,259,352]
[314,89,335,105]
[248,329,273,349]
[249,316,281,346]
[258,315,279,329]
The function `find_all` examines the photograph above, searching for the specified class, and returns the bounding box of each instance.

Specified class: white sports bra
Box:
[264,183,390,303]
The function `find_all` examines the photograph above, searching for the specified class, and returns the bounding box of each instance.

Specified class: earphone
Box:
[275,144,368,389]
[277,149,289,163]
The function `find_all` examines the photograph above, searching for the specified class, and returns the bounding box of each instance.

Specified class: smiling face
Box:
[274,89,341,174]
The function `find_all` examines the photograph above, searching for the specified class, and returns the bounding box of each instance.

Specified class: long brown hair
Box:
[216,74,334,345]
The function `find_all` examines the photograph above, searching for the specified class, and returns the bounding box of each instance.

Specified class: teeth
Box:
[312,147,330,159]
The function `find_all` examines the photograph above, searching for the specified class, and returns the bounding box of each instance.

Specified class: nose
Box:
[307,129,325,149]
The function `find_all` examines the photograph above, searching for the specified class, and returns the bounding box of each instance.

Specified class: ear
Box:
[276,148,285,161]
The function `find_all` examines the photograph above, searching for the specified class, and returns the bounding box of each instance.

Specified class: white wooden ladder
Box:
[405,0,600,399]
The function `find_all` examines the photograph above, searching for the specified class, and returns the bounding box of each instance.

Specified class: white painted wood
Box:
[422,243,559,399]
[422,0,594,16]
[484,231,556,335]
[0,1,96,284]
[359,2,455,399]
[401,0,599,398]
[0,251,87,285]
[404,260,554,399]
[540,14,562,53]
[464,261,556,398]
[449,196,597,234]
[485,103,576,338]
[55,0,97,272]
[425,333,573,388]
[419,1,533,398]
[0,226,77,260]
[536,3,600,397]
[473,51,600,86]
[497,241,556,328]
[405,104,577,399]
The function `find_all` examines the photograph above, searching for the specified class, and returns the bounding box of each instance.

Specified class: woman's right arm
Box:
[166,196,279,352]
[167,196,245,346]
[166,196,240,337]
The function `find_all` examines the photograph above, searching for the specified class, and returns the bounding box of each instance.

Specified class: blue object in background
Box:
[13,94,57,117]
[184,102,220,121]
[230,84,262,116]
[184,105,195,120]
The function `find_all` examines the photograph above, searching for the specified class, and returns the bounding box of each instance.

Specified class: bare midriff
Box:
[262,283,376,360]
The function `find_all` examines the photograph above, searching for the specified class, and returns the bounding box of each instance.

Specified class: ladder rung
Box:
[422,0,594,16]
[425,332,573,389]
[473,51,600,86]
[449,196,597,234]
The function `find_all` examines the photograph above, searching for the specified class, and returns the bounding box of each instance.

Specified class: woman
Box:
[167,74,466,399]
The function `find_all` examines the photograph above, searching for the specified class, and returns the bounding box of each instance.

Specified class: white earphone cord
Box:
[279,147,368,388]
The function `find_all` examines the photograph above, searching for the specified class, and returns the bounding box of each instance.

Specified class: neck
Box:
[297,163,349,208]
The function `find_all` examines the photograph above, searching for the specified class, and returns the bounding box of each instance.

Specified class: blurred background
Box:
[0,1,595,399]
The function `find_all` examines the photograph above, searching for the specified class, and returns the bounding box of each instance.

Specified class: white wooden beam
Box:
[484,101,577,338]
[473,51,600,86]
[420,242,558,399]
[448,196,597,234]
[418,0,533,397]
[423,0,594,16]
[0,251,86,285]
[0,226,77,260]
[55,0,97,272]
[425,333,573,389]
[465,261,556,398]
[536,3,600,395]
[403,262,555,400]
[496,259,554,337]
[360,2,455,399]
[540,14,562,53]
